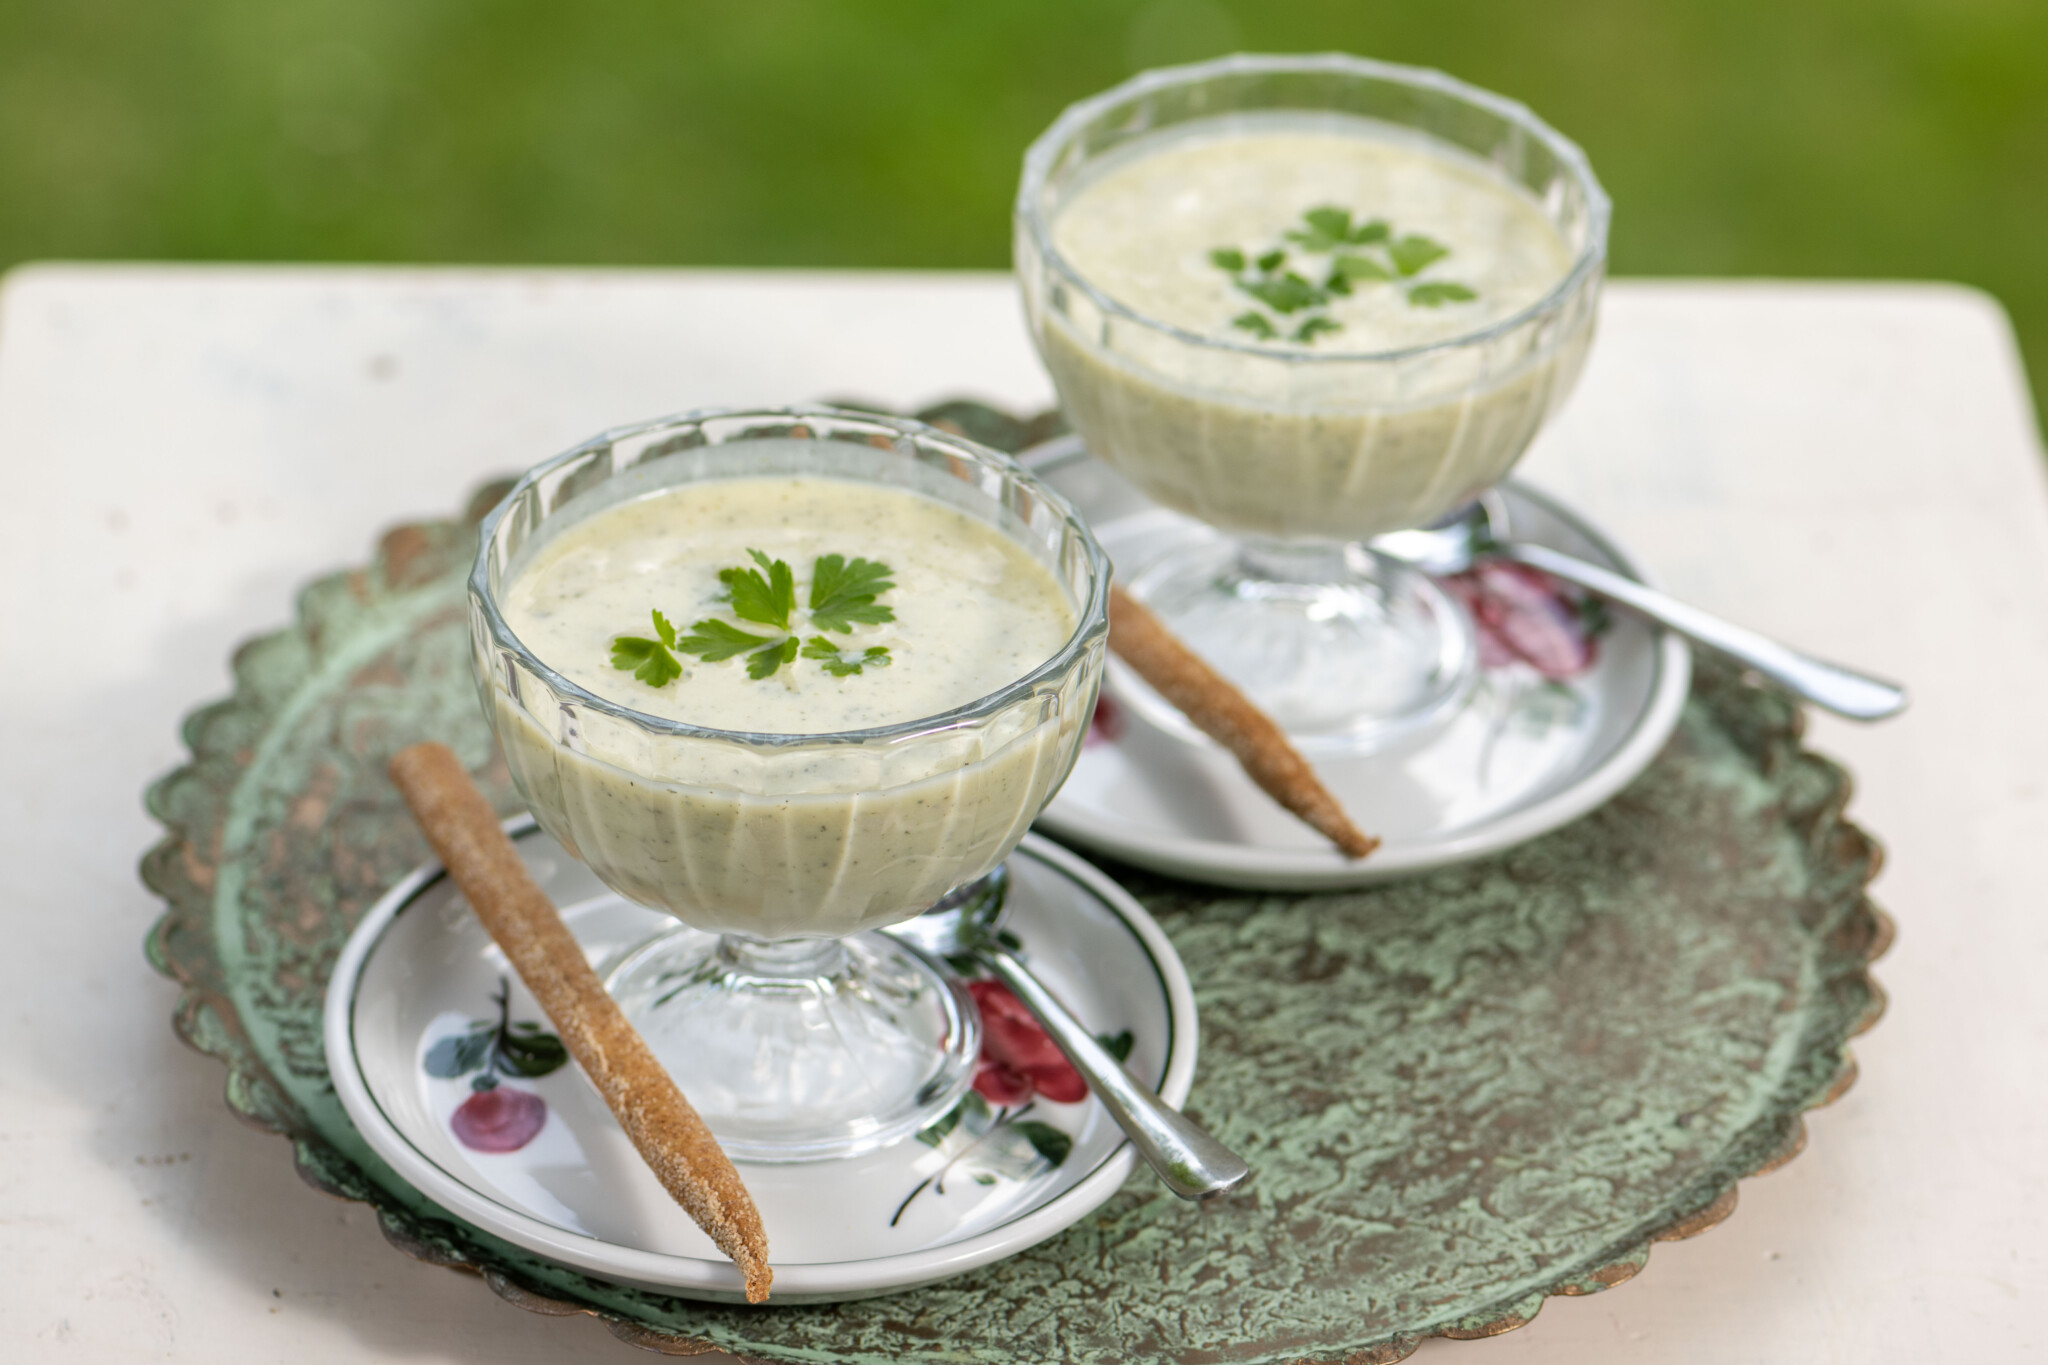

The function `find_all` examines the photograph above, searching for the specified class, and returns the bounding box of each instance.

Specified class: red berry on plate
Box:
[451,1086,547,1152]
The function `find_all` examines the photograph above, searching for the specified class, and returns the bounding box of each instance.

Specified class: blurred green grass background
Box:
[3,0,2043,413]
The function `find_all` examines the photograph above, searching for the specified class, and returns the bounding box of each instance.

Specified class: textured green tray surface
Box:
[142,403,1887,1364]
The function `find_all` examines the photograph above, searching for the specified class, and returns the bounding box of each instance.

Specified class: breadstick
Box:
[388,743,773,1303]
[1108,584,1378,860]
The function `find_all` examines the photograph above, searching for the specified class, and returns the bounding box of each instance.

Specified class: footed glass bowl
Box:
[468,407,1110,1161]
[1016,54,1608,754]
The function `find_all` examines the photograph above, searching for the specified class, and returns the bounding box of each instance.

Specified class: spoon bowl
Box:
[1370,491,1516,577]
[1373,496,1909,721]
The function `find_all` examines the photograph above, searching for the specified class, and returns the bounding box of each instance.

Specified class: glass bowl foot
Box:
[606,928,979,1163]
[1123,534,1478,756]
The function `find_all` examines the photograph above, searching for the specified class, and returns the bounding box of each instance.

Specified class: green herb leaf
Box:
[610,631,683,688]
[809,554,896,632]
[1095,1028,1135,1063]
[754,548,794,603]
[1304,205,1352,240]
[1333,253,1392,283]
[1225,207,1445,337]
[721,551,795,629]
[1285,205,1356,252]
[802,636,891,676]
[635,549,902,683]
[746,635,799,680]
[1011,1120,1073,1167]
[1406,281,1478,307]
[1388,234,1450,277]
[676,618,778,662]
[1242,272,1325,315]
[1232,311,1277,340]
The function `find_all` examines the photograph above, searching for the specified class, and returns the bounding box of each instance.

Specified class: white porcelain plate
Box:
[324,823,1197,1304]
[1025,437,1693,890]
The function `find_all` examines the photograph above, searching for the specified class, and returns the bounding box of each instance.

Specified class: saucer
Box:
[323,822,1197,1304]
[1023,437,1692,889]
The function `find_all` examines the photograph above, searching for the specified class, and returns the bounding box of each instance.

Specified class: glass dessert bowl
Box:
[469,407,1110,1162]
[1016,53,1609,754]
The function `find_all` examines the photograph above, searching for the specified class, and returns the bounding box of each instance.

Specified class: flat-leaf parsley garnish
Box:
[676,618,789,679]
[723,549,796,631]
[613,550,896,685]
[802,636,893,677]
[1405,280,1479,308]
[808,553,897,632]
[609,609,684,688]
[1211,204,1479,343]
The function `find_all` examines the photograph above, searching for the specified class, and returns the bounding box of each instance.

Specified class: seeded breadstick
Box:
[1108,584,1378,860]
[388,743,772,1303]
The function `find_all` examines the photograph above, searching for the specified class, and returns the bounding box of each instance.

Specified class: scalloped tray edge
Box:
[138,402,1894,1365]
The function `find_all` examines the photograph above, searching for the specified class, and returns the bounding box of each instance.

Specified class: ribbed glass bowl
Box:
[465,406,1111,1160]
[1014,53,1611,756]
[469,406,1110,938]
[1016,51,1609,543]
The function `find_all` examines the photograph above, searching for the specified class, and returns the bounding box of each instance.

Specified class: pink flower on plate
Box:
[1441,562,1603,681]
[968,979,1087,1106]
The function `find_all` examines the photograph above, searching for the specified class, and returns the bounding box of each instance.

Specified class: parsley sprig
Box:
[1212,205,1478,345]
[723,549,795,630]
[610,610,685,687]
[610,550,896,686]
[802,637,893,677]
[807,554,896,632]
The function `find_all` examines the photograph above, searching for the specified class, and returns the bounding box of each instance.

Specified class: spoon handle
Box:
[1498,541,1909,721]
[979,944,1251,1201]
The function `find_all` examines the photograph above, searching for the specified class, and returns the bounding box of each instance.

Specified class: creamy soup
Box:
[1031,113,1592,539]
[503,477,1074,734]
[489,473,1089,937]
[1053,124,1570,350]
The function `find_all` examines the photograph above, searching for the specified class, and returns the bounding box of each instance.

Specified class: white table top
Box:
[0,264,2041,1362]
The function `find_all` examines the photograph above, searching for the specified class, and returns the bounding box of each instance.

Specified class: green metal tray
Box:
[142,401,1889,1363]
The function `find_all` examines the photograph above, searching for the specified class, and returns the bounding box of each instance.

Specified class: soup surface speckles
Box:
[503,476,1077,735]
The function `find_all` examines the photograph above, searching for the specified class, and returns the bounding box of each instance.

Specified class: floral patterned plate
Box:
[322,822,1197,1304]
[1025,437,1693,889]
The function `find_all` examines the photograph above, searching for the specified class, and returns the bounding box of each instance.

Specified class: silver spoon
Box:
[885,868,1252,1201]
[1373,495,1909,721]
